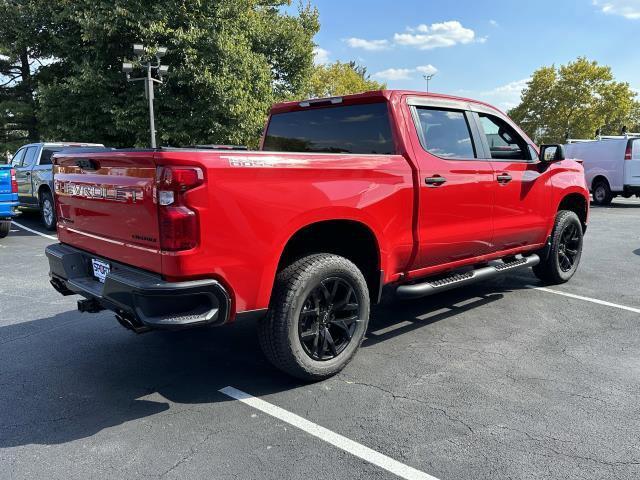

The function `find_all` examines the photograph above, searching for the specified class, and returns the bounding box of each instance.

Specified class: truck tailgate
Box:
[54,151,162,273]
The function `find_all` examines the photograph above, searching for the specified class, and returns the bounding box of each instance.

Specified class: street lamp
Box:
[122,43,170,148]
[423,73,436,94]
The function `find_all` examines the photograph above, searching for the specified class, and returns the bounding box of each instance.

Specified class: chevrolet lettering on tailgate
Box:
[55,181,144,203]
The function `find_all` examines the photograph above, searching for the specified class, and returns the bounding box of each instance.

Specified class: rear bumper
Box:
[0,194,19,219]
[46,243,230,330]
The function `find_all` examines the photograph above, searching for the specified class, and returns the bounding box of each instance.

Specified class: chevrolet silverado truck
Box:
[0,165,19,238]
[46,90,589,380]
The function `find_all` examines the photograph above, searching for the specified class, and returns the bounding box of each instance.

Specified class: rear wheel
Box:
[258,254,370,381]
[533,210,583,284]
[0,221,10,238]
[592,179,613,206]
[40,190,56,231]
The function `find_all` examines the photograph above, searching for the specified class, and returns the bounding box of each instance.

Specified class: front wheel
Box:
[258,254,370,381]
[533,210,584,284]
[40,190,57,231]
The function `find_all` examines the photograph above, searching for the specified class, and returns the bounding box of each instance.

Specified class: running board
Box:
[396,254,540,300]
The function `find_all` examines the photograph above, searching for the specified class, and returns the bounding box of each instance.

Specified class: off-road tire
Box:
[0,221,10,238]
[258,254,370,381]
[533,210,583,284]
[40,190,57,231]
[592,179,613,206]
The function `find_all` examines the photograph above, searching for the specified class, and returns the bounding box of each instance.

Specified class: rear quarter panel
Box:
[154,150,415,314]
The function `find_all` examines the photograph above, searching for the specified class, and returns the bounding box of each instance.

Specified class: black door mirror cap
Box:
[540,144,566,163]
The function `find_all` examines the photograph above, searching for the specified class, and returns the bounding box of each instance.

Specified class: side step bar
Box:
[396,254,540,300]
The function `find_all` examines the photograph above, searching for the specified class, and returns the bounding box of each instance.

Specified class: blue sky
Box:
[296,0,640,110]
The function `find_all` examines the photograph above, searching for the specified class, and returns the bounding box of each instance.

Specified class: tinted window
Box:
[263,103,395,154]
[414,108,475,158]
[479,114,530,161]
[10,148,26,167]
[40,148,63,165]
[22,146,39,167]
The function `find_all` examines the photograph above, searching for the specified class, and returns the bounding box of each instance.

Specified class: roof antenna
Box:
[621,125,628,137]
[595,128,601,139]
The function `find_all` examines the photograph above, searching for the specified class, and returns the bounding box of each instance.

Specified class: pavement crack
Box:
[341,378,475,434]
[159,429,218,478]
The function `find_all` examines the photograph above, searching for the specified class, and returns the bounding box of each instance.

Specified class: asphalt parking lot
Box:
[1,200,639,480]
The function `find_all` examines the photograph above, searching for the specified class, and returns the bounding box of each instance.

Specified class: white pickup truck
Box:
[564,135,640,205]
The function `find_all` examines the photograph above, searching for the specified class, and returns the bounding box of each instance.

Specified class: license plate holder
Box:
[91,258,111,283]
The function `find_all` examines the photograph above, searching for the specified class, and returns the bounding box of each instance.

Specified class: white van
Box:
[564,136,640,205]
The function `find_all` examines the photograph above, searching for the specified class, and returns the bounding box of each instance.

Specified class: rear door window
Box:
[263,102,395,154]
[22,146,39,168]
[40,147,63,165]
[413,107,476,159]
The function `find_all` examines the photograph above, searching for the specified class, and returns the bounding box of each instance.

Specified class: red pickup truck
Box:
[46,90,589,380]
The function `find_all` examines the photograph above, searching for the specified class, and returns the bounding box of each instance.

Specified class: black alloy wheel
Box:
[557,222,581,272]
[297,277,361,361]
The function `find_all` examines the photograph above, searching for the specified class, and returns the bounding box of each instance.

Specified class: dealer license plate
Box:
[91,258,110,283]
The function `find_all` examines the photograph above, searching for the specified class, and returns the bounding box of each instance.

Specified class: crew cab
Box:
[10,142,104,230]
[46,90,589,380]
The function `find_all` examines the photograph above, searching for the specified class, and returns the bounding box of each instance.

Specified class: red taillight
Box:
[624,142,633,160]
[10,168,18,193]
[156,166,204,251]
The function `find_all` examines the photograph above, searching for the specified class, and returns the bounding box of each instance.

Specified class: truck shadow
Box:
[0,275,533,448]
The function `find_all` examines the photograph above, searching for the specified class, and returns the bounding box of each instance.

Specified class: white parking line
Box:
[530,286,640,314]
[219,386,440,480]
[11,221,57,241]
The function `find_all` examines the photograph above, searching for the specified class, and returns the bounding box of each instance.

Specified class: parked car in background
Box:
[564,135,640,205]
[10,143,104,229]
[0,165,19,238]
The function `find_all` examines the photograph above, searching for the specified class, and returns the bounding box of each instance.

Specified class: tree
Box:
[305,61,385,99]
[509,57,640,143]
[35,0,319,148]
[0,0,57,156]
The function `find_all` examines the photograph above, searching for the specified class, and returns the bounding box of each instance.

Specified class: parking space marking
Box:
[531,286,640,314]
[11,221,57,240]
[219,386,440,480]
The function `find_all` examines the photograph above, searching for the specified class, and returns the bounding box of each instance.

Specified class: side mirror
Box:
[540,144,565,163]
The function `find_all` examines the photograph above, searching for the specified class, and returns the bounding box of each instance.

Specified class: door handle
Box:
[425,175,447,186]
[496,173,512,184]
[25,171,31,176]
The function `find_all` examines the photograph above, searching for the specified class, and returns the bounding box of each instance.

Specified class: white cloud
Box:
[477,78,530,110]
[313,47,330,65]
[344,38,390,51]
[394,21,476,50]
[489,19,499,27]
[373,65,439,81]
[372,68,414,81]
[593,0,640,19]
[416,65,438,76]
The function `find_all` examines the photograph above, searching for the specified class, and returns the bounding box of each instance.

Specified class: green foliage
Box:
[9,0,318,148]
[0,0,59,157]
[509,57,640,143]
[305,61,385,99]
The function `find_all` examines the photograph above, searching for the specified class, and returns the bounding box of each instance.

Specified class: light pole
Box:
[122,44,169,149]
[423,73,436,93]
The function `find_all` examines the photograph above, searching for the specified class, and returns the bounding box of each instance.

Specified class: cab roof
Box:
[269,89,505,116]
